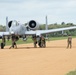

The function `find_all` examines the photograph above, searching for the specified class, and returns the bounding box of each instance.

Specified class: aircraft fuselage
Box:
[9,24,26,35]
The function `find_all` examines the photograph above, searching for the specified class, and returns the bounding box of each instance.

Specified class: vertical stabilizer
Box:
[6,16,9,31]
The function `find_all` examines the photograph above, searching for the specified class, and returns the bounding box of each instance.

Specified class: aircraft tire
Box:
[1,42,4,49]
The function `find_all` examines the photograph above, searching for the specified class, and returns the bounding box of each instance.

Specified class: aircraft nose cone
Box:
[10,31,14,34]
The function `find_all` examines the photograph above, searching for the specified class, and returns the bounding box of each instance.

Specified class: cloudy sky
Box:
[0,0,76,25]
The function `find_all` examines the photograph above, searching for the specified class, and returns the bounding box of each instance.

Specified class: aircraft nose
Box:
[10,31,14,34]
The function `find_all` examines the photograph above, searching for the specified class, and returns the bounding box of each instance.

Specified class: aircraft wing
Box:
[0,26,76,36]
[25,26,76,36]
[0,32,10,36]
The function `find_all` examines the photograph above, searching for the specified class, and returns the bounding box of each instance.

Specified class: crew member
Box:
[32,35,37,48]
[41,35,46,47]
[37,35,46,48]
[9,34,17,49]
[38,36,42,47]
[0,35,6,49]
[67,35,72,48]
[1,40,4,49]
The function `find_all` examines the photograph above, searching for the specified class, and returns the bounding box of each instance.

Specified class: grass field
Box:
[66,70,76,75]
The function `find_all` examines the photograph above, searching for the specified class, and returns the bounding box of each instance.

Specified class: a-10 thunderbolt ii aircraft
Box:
[0,19,76,48]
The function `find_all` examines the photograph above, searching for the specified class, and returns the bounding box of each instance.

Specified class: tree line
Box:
[0,22,76,37]
[39,22,76,37]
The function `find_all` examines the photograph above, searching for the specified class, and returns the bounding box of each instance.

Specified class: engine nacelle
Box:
[28,20,39,30]
[8,21,13,28]
[8,20,18,28]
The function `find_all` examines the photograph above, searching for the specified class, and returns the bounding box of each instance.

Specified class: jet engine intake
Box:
[8,21,12,28]
[8,20,18,28]
[28,20,39,30]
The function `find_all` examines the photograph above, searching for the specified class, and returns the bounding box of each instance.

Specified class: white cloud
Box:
[0,0,76,25]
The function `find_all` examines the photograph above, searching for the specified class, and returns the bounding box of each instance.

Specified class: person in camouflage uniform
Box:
[67,35,72,48]
[41,35,46,47]
[9,34,17,49]
[32,35,37,48]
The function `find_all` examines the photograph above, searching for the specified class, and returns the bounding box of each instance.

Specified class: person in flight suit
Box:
[67,34,72,48]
